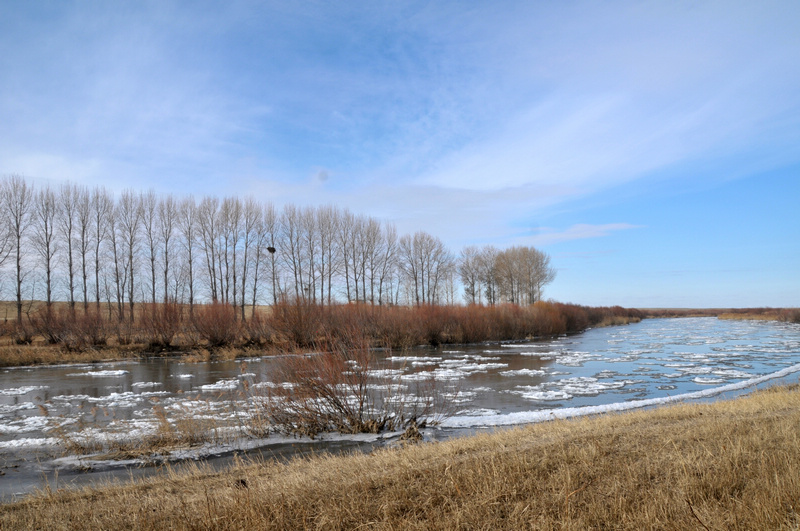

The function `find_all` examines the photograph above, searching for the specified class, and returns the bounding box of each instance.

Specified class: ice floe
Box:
[0,386,48,396]
[67,370,129,377]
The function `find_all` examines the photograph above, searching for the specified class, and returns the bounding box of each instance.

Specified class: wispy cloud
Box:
[526,224,643,247]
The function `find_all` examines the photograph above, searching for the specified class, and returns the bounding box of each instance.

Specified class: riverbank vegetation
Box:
[2,382,799,529]
[0,300,644,366]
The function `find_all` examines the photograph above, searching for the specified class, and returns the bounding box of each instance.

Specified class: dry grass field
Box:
[2,383,799,530]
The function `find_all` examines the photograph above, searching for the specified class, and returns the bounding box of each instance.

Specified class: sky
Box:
[1,1,798,308]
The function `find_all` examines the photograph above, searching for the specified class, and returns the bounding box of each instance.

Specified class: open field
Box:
[639,307,800,321]
[2,382,799,529]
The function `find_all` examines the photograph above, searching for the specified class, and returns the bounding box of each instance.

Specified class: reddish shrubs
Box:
[269,298,324,349]
[1,300,648,353]
[191,302,240,348]
[140,302,184,348]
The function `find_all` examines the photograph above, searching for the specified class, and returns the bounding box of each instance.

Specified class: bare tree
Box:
[336,209,355,302]
[91,187,113,312]
[281,204,306,300]
[177,196,197,312]
[493,246,556,305]
[141,190,159,304]
[0,179,17,315]
[350,215,367,303]
[427,236,455,305]
[219,197,242,307]
[300,206,318,303]
[240,197,260,319]
[107,199,126,320]
[263,202,280,305]
[478,245,500,306]
[316,205,340,305]
[32,186,60,308]
[157,194,178,303]
[75,185,92,312]
[399,231,453,305]
[341,213,370,303]
[117,190,143,320]
[197,197,220,301]
[459,245,482,304]
[362,217,381,304]
[533,248,557,303]
[377,223,397,305]
[248,201,268,312]
[2,176,34,322]
[58,183,78,310]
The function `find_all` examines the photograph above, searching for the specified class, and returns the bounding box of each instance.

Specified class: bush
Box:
[140,302,185,349]
[242,311,274,346]
[260,329,447,437]
[779,309,800,324]
[68,309,109,349]
[372,306,424,350]
[30,307,70,345]
[268,298,324,349]
[192,302,240,348]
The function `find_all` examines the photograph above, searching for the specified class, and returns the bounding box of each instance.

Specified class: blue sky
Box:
[1,1,798,307]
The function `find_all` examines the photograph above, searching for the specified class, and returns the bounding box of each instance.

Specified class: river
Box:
[2,317,799,500]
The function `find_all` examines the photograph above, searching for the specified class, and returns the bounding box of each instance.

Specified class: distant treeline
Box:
[0,175,555,323]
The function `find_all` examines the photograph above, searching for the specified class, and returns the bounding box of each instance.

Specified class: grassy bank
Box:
[641,306,800,323]
[2,383,799,529]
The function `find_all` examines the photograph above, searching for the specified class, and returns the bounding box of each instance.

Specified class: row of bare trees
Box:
[0,175,556,322]
[459,245,556,306]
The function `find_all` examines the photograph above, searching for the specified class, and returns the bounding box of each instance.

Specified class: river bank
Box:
[0,301,644,367]
[2,381,798,529]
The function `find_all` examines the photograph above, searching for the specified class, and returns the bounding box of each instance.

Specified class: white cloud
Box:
[526,224,643,246]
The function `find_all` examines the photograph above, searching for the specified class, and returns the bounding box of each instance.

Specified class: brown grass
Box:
[0,343,136,367]
[3,383,800,529]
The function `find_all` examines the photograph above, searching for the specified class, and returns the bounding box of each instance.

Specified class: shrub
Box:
[261,329,446,437]
[140,302,185,349]
[30,307,71,345]
[268,298,324,349]
[779,309,800,324]
[192,302,240,348]
[59,309,109,351]
[372,306,424,350]
[456,305,492,343]
[13,321,35,345]
[242,311,274,346]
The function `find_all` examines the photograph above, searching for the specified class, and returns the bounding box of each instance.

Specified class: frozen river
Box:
[2,317,800,499]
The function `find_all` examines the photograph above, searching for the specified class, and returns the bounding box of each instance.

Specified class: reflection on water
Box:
[2,317,800,499]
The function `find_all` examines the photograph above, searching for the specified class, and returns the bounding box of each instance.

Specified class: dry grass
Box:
[0,343,136,367]
[718,309,800,324]
[3,384,800,530]
[718,311,782,321]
